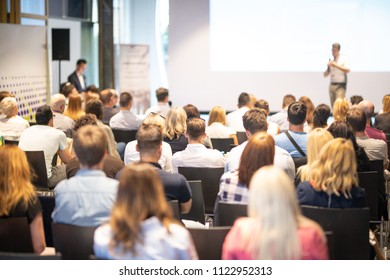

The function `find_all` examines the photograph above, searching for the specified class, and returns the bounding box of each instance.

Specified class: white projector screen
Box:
[169,0,390,111]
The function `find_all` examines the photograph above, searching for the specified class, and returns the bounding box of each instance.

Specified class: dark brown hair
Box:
[186,117,205,140]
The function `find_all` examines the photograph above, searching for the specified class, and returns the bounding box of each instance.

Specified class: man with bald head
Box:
[358,100,386,142]
[50,93,75,137]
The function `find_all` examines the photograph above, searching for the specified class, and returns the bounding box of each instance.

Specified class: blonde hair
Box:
[248,166,301,259]
[164,107,187,140]
[309,138,358,197]
[333,98,349,121]
[0,97,17,118]
[298,128,333,181]
[299,96,315,125]
[109,163,174,255]
[382,95,390,113]
[64,93,85,121]
[143,113,166,134]
[208,106,226,126]
[0,146,36,215]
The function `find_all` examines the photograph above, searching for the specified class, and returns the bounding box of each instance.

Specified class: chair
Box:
[0,217,34,253]
[324,231,335,260]
[168,200,181,221]
[178,167,225,215]
[188,227,231,260]
[358,171,379,221]
[210,138,235,154]
[4,140,19,145]
[301,206,369,260]
[52,223,98,260]
[236,131,248,145]
[214,202,248,226]
[368,160,388,220]
[25,151,48,190]
[36,190,55,247]
[0,252,61,260]
[181,180,205,224]
[112,129,137,144]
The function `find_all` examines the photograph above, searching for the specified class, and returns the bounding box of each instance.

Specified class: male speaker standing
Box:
[68,59,87,93]
[323,43,350,107]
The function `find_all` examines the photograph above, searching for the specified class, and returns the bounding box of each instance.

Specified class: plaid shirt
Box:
[218,170,248,204]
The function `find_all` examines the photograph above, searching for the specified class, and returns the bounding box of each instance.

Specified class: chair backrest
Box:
[210,138,235,154]
[0,252,61,260]
[24,151,48,190]
[36,190,55,247]
[324,231,335,260]
[168,200,181,221]
[357,171,379,220]
[178,167,225,214]
[4,140,19,145]
[236,131,248,145]
[181,180,205,224]
[188,227,231,260]
[112,129,137,144]
[368,160,387,220]
[301,206,369,260]
[0,217,34,253]
[214,202,248,226]
[52,223,98,260]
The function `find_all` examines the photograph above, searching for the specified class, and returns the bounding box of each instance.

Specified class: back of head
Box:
[74,114,98,131]
[100,89,115,105]
[208,106,226,126]
[60,82,75,98]
[382,95,390,113]
[248,165,300,259]
[85,99,103,120]
[357,100,374,119]
[328,120,356,141]
[36,105,53,125]
[136,124,163,154]
[0,91,14,103]
[242,108,268,134]
[298,96,314,124]
[183,104,200,119]
[238,132,275,186]
[312,104,331,129]
[333,98,349,121]
[346,107,366,133]
[85,85,100,94]
[253,99,269,115]
[282,94,296,109]
[119,92,132,108]
[306,128,333,165]
[238,92,251,108]
[143,113,166,133]
[67,93,82,112]
[0,97,17,118]
[50,94,66,113]
[156,87,169,102]
[186,117,206,140]
[164,107,187,139]
[350,95,363,106]
[73,125,107,167]
[287,102,307,125]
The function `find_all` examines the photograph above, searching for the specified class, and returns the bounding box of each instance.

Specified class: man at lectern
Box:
[68,59,87,93]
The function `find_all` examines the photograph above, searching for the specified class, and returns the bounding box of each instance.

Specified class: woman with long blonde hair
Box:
[93,163,197,259]
[223,166,328,260]
[297,138,366,208]
[206,106,238,144]
[374,94,390,133]
[163,107,188,154]
[332,98,349,122]
[0,145,46,253]
[64,93,85,121]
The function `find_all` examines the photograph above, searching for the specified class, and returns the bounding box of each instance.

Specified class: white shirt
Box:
[226,107,249,132]
[124,140,173,173]
[78,73,86,90]
[268,110,289,131]
[356,136,388,167]
[145,102,171,117]
[171,143,226,173]
[0,115,29,141]
[206,122,236,138]
[53,112,75,138]
[267,121,279,136]
[19,125,68,178]
[109,110,142,130]
[330,54,349,83]
[225,141,295,182]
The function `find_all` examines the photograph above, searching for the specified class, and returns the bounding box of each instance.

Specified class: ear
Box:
[135,143,139,152]
[184,132,189,138]
[245,129,251,139]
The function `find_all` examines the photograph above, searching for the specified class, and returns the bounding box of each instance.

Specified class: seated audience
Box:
[66,114,124,179]
[374,94,390,134]
[0,96,29,141]
[268,94,296,131]
[218,132,274,205]
[82,85,100,110]
[19,105,72,189]
[358,100,387,142]
[223,166,328,260]
[253,99,280,136]
[100,88,119,124]
[64,93,85,121]
[144,87,171,117]
[171,117,226,173]
[0,145,46,253]
[206,105,237,144]
[296,138,366,208]
[52,125,119,226]
[274,102,308,158]
[163,107,188,154]
[226,92,251,132]
[109,92,141,130]
[298,96,315,132]
[93,163,198,260]
[332,98,349,121]
[183,103,212,148]
[226,109,295,181]
[124,113,172,172]
[50,93,75,137]
[312,104,331,130]
[350,95,363,107]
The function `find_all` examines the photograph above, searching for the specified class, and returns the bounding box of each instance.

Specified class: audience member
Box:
[253,99,280,135]
[223,166,328,260]
[206,106,237,144]
[60,82,78,99]
[171,117,226,173]
[350,95,363,106]
[163,107,188,154]
[19,105,72,189]
[226,92,251,132]
[100,88,120,124]
[269,94,296,131]
[64,93,85,121]
[0,145,46,253]
[332,98,349,121]
[109,92,141,130]
[374,94,390,134]
[274,102,308,158]
[299,96,315,132]
[50,93,75,137]
[93,163,197,260]
[358,100,387,142]
[312,104,331,130]
[0,91,13,102]
[124,112,173,172]
[0,96,29,141]
[52,125,118,226]
[183,104,200,119]
[296,138,366,208]
[144,87,171,117]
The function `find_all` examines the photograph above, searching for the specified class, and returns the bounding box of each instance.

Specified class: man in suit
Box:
[68,59,87,93]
